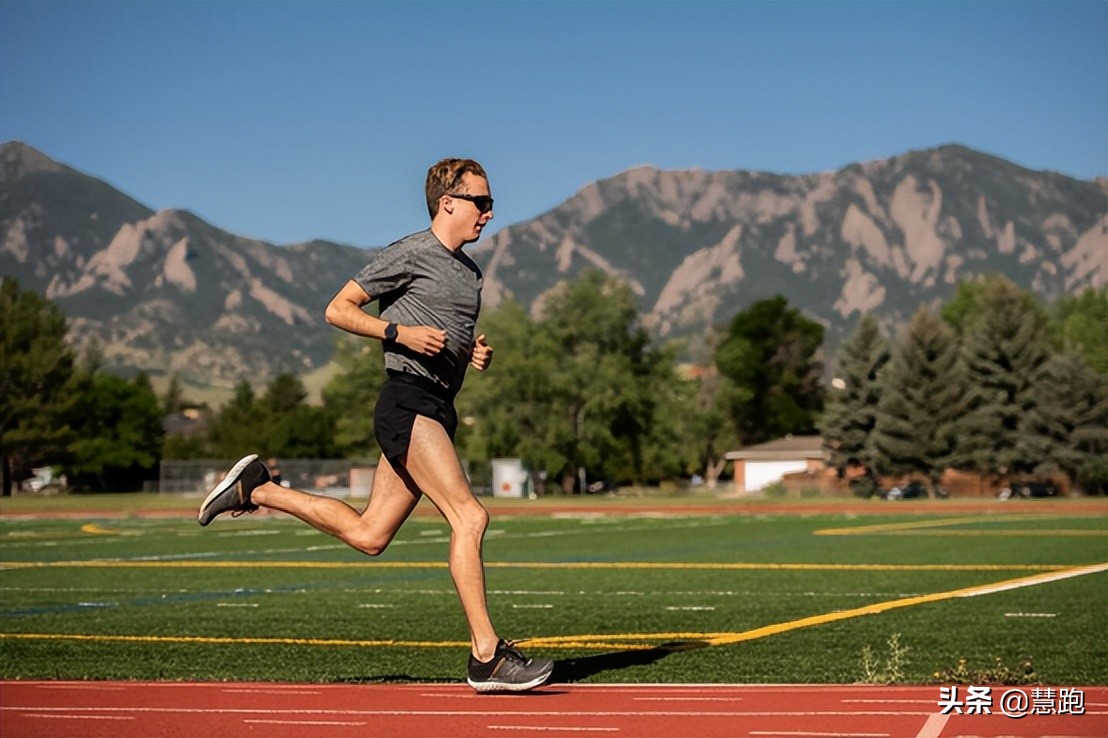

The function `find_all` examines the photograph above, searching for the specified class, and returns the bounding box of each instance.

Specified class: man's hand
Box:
[399,325,447,356]
[470,334,493,371]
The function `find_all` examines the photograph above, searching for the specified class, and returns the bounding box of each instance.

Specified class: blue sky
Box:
[2,1,1105,250]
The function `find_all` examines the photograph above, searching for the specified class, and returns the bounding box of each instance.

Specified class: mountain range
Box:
[2,141,1105,391]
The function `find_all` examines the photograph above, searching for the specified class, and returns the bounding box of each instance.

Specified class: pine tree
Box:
[0,278,77,496]
[870,307,963,492]
[948,279,1051,481]
[1022,351,1108,492]
[820,314,889,494]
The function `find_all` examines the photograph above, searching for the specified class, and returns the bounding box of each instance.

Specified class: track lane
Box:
[3,681,1106,738]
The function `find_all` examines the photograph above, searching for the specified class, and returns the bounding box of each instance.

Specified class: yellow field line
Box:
[864,529,1107,536]
[3,563,1104,653]
[0,560,1068,572]
[0,632,471,649]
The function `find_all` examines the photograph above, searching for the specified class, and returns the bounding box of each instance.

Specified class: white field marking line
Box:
[141,520,741,562]
[665,606,715,611]
[245,719,368,726]
[358,603,396,608]
[1004,612,1056,617]
[216,603,258,607]
[914,712,949,738]
[512,604,554,609]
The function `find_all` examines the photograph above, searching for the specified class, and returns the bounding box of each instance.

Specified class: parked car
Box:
[883,481,948,500]
[998,481,1060,499]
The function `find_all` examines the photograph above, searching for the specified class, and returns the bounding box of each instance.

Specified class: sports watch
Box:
[384,322,399,342]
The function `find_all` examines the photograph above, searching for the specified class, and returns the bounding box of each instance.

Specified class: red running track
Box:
[1,681,1106,738]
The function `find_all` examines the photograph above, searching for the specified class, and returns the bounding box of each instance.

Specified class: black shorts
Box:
[374,372,458,467]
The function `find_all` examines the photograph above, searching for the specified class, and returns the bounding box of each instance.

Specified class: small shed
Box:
[725,435,827,492]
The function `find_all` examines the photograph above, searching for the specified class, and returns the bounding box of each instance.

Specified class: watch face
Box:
[385,323,398,341]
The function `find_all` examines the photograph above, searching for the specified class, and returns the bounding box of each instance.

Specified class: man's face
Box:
[450,172,494,245]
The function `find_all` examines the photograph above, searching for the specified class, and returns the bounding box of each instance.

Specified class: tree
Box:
[820,314,889,495]
[322,334,388,460]
[257,373,336,459]
[206,380,262,459]
[1022,351,1108,493]
[66,372,165,491]
[460,272,676,492]
[1051,287,1108,375]
[0,278,76,496]
[870,307,964,493]
[162,374,185,415]
[947,278,1052,482]
[715,295,824,446]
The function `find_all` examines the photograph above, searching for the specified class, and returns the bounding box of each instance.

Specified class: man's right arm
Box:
[323,280,446,355]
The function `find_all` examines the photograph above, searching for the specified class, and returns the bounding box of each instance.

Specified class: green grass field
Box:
[2,496,1106,685]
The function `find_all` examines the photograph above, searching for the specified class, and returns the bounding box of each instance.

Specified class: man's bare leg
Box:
[251,456,420,556]
[402,415,499,661]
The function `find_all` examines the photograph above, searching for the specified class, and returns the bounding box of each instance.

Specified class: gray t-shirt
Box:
[353,229,483,396]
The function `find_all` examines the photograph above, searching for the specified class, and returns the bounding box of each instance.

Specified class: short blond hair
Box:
[425,158,488,218]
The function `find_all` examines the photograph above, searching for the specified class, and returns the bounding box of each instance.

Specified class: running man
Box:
[197,158,553,693]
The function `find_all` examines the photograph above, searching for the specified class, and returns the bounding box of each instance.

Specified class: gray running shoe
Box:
[197,454,269,526]
[466,639,554,693]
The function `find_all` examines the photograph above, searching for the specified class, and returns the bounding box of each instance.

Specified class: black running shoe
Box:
[466,639,553,693]
[197,454,269,526]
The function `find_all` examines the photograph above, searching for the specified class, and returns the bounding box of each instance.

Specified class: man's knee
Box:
[348,527,392,557]
[454,502,490,541]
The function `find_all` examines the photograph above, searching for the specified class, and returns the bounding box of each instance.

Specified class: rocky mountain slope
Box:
[1,142,372,386]
[2,141,1104,389]
[472,145,1106,358]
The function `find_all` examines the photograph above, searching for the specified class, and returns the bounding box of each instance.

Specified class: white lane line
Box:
[222,688,323,695]
[245,719,368,726]
[19,713,135,720]
[914,713,949,738]
[633,697,740,702]
[488,727,618,733]
[752,733,888,737]
[0,706,933,717]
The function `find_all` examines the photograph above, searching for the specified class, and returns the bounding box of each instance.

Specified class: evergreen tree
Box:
[1022,351,1108,492]
[870,307,964,493]
[820,314,889,495]
[66,372,164,491]
[162,374,185,415]
[715,295,824,445]
[206,380,261,458]
[947,278,1051,481]
[0,278,77,496]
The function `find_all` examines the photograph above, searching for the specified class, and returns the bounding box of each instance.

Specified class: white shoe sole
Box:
[197,454,259,525]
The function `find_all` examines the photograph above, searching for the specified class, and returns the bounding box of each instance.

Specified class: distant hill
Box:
[0,142,373,388]
[2,142,1105,390]
[471,144,1107,359]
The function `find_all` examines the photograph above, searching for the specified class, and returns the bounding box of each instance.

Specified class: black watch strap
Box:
[384,322,399,342]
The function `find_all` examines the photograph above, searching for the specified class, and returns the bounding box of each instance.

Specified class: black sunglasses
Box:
[447,193,494,214]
